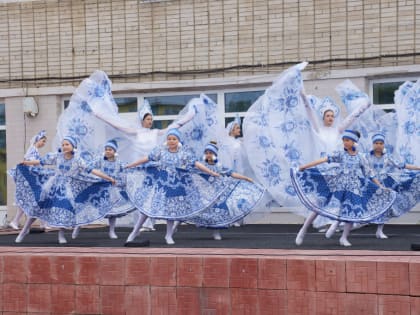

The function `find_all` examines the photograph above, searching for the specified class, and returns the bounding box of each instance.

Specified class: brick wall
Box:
[0,0,418,88]
[1,247,420,314]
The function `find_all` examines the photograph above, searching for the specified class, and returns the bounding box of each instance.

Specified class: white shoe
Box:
[165,235,175,245]
[376,231,388,239]
[58,230,67,244]
[213,231,222,241]
[109,230,118,239]
[295,229,305,246]
[140,226,155,232]
[339,237,352,247]
[71,227,80,239]
[15,229,29,243]
[9,221,19,230]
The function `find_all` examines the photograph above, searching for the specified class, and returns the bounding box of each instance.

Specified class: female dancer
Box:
[243,64,373,227]
[54,71,220,231]
[14,136,117,244]
[8,130,49,230]
[185,141,265,240]
[290,130,396,246]
[72,139,135,239]
[124,129,229,245]
[367,133,420,239]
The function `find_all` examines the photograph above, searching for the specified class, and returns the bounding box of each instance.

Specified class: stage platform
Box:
[0,224,420,314]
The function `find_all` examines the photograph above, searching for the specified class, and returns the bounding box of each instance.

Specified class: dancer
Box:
[54,71,221,232]
[124,128,231,245]
[8,130,50,230]
[14,136,117,244]
[366,133,420,239]
[243,64,374,228]
[72,139,135,239]
[290,130,396,247]
[185,141,265,240]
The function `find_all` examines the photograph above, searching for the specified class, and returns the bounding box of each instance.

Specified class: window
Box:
[115,97,137,113]
[224,90,264,127]
[370,77,416,111]
[0,103,5,205]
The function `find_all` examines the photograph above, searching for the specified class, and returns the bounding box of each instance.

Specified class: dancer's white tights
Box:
[108,217,118,239]
[295,212,318,246]
[15,217,36,243]
[126,213,148,242]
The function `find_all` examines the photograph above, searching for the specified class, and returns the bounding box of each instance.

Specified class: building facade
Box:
[1,0,420,225]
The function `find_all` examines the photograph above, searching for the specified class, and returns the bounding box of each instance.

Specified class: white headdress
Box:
[226,114,241,135]
[318,96,340,119]
[138,99,153,123]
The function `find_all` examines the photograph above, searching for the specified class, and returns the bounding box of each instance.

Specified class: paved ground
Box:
[0,224,419,251]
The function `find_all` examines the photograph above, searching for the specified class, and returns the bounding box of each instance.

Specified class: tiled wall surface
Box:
[0,247,419,314]
[0,0,419,88]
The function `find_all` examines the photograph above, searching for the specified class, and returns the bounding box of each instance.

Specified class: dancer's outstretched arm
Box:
[405,164,420,171]
[299,157,328,171]
[91,169,116,185]
[231,172,253,182]
[194,161,220,177]
[125,156,149,168]
[21,160,40,166]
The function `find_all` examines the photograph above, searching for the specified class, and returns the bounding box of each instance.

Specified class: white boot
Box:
[212,230,222,241]
[72,226,81,239]
[295,212,317,246]
[58,229,67,244]
[375,224,388,239]
[339,223,353,247]
[15,217,36,243]
[165,220,175,245]
[9,208,24,230]
[126,214,147,243]
[108,217,118,239]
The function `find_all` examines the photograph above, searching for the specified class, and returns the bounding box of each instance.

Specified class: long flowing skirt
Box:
[14,164,119,227]
[185,175,266,228]
[290,168,397,223]
[125,166,233,220]
[373,171,420,224]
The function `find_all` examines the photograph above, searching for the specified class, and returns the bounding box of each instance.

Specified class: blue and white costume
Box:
[366,134,420,224]
[243,63,375,227]
[14,149,117,228]
[88,155,134,218]
[125,143,229,220]
[395,79,420,165]
[186,142,265,228]
[290,149,396,224]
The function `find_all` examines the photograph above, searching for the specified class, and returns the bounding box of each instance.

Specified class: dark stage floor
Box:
[0,224,419,251]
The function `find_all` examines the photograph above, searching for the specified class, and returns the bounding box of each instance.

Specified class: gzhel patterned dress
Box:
[125,145,230,220]
[366,152,420,223]
[290,150,397,223]
[88,155,135,218]
[186,163,265,228]
[13,152,118,227]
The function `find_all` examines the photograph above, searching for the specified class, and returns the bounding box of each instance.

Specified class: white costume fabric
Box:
[242,63,374,225]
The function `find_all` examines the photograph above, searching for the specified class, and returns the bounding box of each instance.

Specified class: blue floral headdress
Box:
[30,130,47,146]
